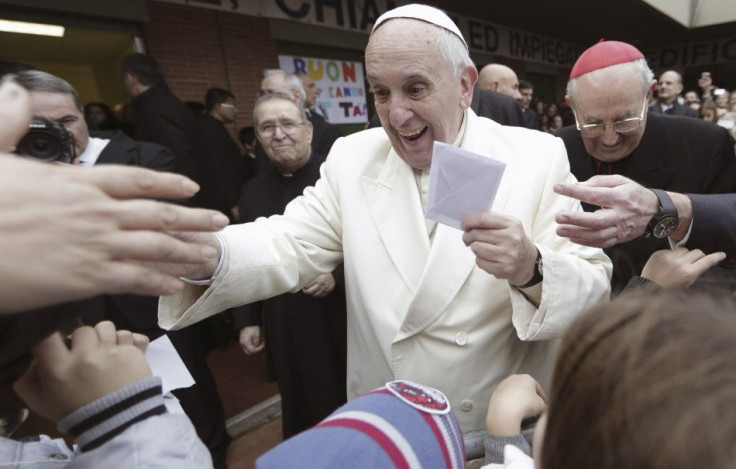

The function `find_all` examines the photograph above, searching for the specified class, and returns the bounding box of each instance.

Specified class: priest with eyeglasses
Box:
[554,40,736,292]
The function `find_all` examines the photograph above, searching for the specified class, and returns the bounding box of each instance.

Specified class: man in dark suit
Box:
[649,70,698,119]
[555,40,736,291]
[519,80,540,130]
[121,53,200,182]
[194,88,251,221]
[233,92,347,438]
[20,70,231,469]
[475,63,526,127]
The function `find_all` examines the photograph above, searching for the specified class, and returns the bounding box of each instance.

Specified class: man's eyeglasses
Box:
[574,98,648,138]
[219,103,236,110]
[257,119,306,137]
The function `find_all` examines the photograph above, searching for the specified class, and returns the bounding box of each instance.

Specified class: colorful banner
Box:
[279,54,368,124]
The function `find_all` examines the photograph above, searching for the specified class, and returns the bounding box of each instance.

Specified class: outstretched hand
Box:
[641,248,726,289]
[0,155,229,313]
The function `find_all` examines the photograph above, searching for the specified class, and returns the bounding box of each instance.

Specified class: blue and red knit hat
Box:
[257,380,466,468]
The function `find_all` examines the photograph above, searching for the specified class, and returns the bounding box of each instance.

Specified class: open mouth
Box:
[398,126,427,142]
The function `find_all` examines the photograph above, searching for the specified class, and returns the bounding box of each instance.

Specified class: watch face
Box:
[653,215,679,238]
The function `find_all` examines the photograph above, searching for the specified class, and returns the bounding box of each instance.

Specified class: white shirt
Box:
[76,137,110,166]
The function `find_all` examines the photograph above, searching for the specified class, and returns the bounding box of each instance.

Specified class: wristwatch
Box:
[644,189,679,239]
[518,249,543,289]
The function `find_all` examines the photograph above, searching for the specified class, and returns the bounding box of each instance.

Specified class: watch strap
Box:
[518,249,543,289]
[645,189,677,238]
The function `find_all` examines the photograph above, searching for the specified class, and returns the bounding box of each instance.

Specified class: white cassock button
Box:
[460,399,473,412]
[455,331,468,346]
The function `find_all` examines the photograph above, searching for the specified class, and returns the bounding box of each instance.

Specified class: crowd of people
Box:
[1,3,735,468]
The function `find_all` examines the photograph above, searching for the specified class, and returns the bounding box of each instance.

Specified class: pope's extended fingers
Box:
[65,165,201,200]
[101,231,219,265]
[106,200,229,232]
[94,321,117,345]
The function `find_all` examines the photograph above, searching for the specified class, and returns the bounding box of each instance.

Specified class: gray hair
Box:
[252,91,308,126]
[429,25,475,79]
[567,58,654,105]
[263,69,306,105]
[14,70,83,111]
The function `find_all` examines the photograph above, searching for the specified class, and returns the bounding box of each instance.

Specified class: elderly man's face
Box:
[29,91,90,157]
[255,98,313,173]
[569,63,650,163]
[365,19,475,171]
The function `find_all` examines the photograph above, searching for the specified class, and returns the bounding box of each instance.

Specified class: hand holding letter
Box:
[462,211,538,287]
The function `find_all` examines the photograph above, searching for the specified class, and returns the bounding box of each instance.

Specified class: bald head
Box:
[477,64,520,99]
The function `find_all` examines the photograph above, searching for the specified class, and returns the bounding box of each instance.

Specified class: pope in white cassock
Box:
[157,4,611,434]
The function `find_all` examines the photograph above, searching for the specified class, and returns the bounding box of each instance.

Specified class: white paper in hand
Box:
[425,141,506,229]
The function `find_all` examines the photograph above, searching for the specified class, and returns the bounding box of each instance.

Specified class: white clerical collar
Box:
[76,137,110,166]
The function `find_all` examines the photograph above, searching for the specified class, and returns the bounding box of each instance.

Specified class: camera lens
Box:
[31,138,50,153]
[18,132,62,162]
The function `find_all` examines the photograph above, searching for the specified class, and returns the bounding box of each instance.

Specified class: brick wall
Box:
[143,0,279,128]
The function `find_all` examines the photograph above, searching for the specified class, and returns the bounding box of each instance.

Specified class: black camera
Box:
[15,116,75,163]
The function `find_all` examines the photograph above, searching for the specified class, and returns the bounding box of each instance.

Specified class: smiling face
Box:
[569,62,651,163]
[254,98,313,173]
[365,19,475,171]
[657,71,682,104]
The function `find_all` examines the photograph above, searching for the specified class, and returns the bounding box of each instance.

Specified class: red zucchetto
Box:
[569,40,645,79]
